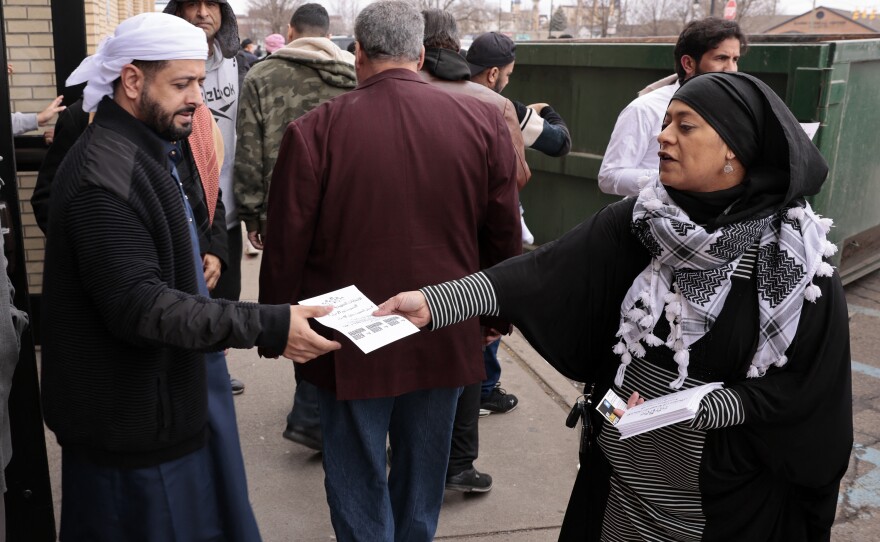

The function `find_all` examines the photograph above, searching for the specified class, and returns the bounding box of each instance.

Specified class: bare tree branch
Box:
[335,0,359,35]
[246,0,303,35]
[404,0,496,34]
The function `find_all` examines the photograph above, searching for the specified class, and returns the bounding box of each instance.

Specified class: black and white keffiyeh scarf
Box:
[613,176,838,389]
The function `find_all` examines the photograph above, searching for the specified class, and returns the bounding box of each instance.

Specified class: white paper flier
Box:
[800,122,820,141]
[299,285,420,354]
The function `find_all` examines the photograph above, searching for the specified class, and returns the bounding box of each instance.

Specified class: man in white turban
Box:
[41,12,339,541]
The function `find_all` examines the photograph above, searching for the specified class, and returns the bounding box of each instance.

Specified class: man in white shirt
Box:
[598,17,747,196]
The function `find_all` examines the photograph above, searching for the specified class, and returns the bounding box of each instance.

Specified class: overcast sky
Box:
[223,0,878,19]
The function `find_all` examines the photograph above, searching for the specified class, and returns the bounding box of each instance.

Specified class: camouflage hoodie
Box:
[233,37,357,234]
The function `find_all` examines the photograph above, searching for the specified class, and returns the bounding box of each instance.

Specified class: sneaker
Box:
[230,377,245,395]
[244,240,261,256]
[282,424,322,451]
[478,408,491,418]
[445,468,493,492]
[480,385,518,414]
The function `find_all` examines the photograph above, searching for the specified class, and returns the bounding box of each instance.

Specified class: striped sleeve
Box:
[419,272,499,330]
[690,388,745,430]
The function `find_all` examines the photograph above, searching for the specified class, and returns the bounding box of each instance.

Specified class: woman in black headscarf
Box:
[376,72,852,541]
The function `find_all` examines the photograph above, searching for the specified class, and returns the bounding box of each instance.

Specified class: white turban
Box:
[66,12,208,112]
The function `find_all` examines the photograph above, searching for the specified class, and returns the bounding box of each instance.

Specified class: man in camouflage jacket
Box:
[234,3,356,249]
[233,3,355,451]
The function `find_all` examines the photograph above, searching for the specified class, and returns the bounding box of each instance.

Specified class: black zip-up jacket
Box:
[32,98,230,270]
[41,97,289,468]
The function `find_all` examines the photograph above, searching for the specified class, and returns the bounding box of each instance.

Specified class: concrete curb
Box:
[500,328,584,412]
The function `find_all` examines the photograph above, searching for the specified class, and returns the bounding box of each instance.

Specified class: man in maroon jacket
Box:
[259,2,520,540]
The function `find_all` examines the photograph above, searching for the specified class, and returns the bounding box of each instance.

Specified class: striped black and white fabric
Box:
[420,272,499,329]
[421,271,747,541]
[730,241,758,280]
[598,360,743,542]
[614,176,837,390]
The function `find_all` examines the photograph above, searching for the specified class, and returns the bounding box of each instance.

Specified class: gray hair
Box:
[422,9,459,51]
[355,1,423,62]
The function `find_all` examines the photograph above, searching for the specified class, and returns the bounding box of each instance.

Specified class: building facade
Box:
[4,0,153,293]
[764,6,880,35]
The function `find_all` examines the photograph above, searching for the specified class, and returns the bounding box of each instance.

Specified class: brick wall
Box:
[4,0,152,293]
[5,0,56,294]
[84,0,118,53]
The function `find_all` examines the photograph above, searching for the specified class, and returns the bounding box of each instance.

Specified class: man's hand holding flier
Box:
[283,305,341,363]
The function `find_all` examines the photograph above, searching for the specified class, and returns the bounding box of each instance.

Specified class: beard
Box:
[140,86,195,141]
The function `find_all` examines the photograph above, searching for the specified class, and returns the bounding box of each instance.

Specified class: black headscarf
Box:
[163,0,240,59]
[666,72,829,229]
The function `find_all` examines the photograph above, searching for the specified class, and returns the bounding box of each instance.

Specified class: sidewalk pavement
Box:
[43,251,585,541]
[229,252,586,541]
[227,326,583,542]
[43,249,880,540]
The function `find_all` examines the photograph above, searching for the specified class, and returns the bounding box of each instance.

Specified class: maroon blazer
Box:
[259,68,521,400]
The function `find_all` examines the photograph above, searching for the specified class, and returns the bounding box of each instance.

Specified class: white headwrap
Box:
[66,12,208,112]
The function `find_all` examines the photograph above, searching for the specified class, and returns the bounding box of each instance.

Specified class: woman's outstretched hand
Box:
[374,291,432,328]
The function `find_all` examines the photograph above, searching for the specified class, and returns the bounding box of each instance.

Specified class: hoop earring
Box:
[723,161,734,174]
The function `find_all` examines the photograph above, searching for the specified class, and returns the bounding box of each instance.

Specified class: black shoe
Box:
[230,377,245,395]
[480,384,518,414]
[445,468,493,493]
[282,424,322,451]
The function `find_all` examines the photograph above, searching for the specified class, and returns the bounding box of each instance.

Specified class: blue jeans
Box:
[287,378,321,429]
[316,386,460,542]
[482,338,501,399]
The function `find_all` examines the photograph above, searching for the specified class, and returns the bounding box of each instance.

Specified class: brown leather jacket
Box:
[420,70,531,190]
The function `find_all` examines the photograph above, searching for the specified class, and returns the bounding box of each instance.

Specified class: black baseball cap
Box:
[466,32,516,77]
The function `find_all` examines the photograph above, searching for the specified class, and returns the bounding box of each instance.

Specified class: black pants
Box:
[447,382,480,476]
[211,222,242,302]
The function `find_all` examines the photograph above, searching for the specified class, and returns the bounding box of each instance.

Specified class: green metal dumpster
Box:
[507,37,880,284]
